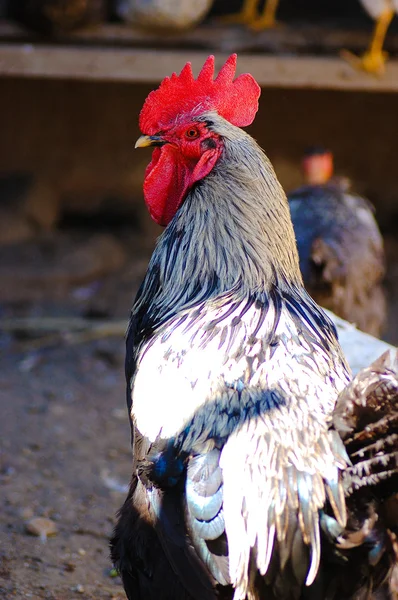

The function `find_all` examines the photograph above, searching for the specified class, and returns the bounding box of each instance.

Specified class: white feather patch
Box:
[131,297,350,594]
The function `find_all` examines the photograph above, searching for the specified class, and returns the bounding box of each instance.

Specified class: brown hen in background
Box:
[288,147,386,338]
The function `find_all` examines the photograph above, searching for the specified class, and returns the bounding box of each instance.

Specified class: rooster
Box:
[111,55,395,599]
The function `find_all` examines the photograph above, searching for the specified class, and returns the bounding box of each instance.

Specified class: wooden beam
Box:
[1,22,398,56]
[1,44,398,91]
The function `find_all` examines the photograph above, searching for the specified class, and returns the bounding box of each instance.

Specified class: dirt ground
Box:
[0,221,397,600]
[0,226,157,600]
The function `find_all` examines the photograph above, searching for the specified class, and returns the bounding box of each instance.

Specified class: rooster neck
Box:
[163,125,299,280]
[133,118,303,341]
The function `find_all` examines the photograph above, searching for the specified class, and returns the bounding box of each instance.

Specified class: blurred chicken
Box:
[223,0,279,29]
[288,147,386,338]
[9,0,106,34]
[342,0,398,75]
[115,0,212,31]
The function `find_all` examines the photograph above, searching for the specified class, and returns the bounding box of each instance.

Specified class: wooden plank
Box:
[60,22,398,56]
[1,44,398,91]
[1,21,398,56]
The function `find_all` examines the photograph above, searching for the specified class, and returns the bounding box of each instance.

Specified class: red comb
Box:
[139,54,261,135]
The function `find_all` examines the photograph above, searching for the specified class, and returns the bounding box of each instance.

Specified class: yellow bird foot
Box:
[218,12,256,26]
[341,49,388,77]
[249,15,279,30]
[218,0,258,25]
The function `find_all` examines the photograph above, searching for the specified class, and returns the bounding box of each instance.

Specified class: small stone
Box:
[71,584,84,593]
[78,548,86,556]
[111,408,125,420]
[25,517,58,541]
[20,507,34,520]
[101,469,128,494]
[0,464,15,483]
[50,404,65,417]
[19,353,42,373]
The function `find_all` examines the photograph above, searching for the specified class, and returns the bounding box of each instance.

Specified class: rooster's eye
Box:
[185,128,200,140]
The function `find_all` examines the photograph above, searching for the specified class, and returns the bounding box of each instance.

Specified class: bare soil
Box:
[0,228,155,600]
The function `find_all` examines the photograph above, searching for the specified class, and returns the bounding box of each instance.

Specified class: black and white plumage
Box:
[329,349,398,599]
[288,176,386,338]
[334,350,397,496]
[111,104,397,598]
[111,49,398,600]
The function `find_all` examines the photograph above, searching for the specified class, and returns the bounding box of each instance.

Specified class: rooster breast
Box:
[128,286,351,598]
[133,291,348,443]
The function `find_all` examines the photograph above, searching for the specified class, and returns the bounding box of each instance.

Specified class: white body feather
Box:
[133,299,348,442]
[132,295,350,596]
[359,0,398,19]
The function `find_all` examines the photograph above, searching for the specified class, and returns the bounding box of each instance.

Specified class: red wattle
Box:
[143,145,220,226]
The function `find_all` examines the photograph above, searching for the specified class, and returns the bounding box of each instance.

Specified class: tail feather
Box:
[304,510,320,586]
[257,510,275,576]
[220,419,349,599]
[333,349,398,497]
[184,449,230,586]
[291,528,310,586]
[325,470,347,527]
[278,508,297,570]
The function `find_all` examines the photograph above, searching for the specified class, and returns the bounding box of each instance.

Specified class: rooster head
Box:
[135,54,261,226]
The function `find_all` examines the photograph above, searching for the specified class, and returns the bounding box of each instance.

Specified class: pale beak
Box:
[135,135,166,149]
